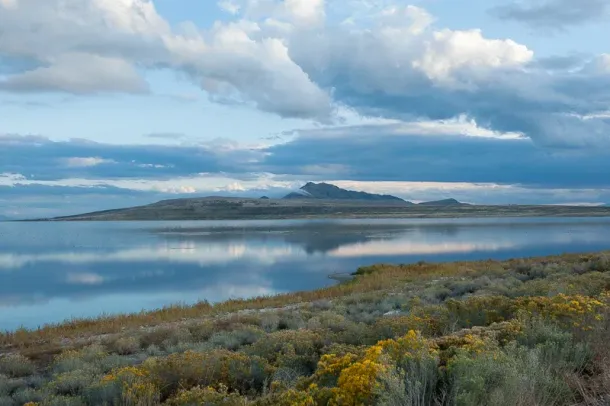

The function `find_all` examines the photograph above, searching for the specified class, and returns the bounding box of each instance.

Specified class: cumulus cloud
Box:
[2,0,609,144]
[0,0,332,120]
[491,0,610,31]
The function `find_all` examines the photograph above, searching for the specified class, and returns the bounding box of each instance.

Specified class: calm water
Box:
[1,217,610,330]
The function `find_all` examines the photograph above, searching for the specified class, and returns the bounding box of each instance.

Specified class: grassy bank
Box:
[1,252,610,405]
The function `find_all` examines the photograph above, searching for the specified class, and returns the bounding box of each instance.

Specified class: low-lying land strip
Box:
[39,198,610,221]
[1,252,610,405]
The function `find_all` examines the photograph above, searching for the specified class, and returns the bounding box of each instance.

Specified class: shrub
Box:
[448,343,574,406]
[0,397,14,406]
[0,355,35,378]
[186,321,216,342]
[445,296,514,329]
[515,294,607,331]
[98,365,160,406]
[0,375,23,397]
[48,369,99,396]
[246,330,324,376]
[376,358,441,406]
[11,387,44,404]
[139,327,193,350]
[107,336,140,355]
[260,314,280,333]
[208,326,265,351]
[51,345,106,374]
[40,395,87,406]
[166,384,248,406]
[252,388,316,406]
[143,350,272,397]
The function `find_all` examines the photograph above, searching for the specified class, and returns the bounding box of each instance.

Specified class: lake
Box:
[1,217,610,330]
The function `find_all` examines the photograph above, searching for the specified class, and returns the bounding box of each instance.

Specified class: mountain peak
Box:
[283,182,410,203]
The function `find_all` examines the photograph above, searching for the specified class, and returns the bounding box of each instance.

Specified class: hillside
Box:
[27,183,610,221]
[283,182,409,202]
[418,198,466,206]
[38,200,610,221]
[1,251,609,405]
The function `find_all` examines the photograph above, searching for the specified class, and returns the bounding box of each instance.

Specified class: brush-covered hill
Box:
[29,183,610,221]
[418,198,467,206]
[283,182,411,203]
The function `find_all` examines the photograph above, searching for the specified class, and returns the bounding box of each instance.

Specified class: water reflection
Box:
[1,218,610,329]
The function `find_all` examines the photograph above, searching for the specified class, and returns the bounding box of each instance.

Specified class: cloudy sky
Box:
[1,0,610,218]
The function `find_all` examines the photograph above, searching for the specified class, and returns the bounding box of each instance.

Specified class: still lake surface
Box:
[1,217,610,330]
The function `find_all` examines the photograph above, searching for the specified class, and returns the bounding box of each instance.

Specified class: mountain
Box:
[418,198,465,206]
[283,182,411,203]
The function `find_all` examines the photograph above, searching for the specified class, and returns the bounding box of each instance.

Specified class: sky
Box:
[1,0,610,218]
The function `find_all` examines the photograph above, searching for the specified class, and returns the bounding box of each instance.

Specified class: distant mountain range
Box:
[283,182,410,203]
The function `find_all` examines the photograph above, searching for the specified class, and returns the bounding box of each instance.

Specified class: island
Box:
[29,182,610,221]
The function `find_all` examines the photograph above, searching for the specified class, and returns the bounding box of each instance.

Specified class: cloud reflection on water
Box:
[1,219,610,329]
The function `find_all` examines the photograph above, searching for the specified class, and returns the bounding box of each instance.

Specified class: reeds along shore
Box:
[1,251,610,405]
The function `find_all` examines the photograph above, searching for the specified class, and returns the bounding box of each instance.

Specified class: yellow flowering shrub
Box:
[331,344,387,406]
[515,293,607,330]
[142,349,272,397]
[166,383,248,406]
[311,330,439,406]
[446,296,514,327]
[376,330,438,364]
[101,366,159,406]
[246,329,323,365]
[374,313,442,338]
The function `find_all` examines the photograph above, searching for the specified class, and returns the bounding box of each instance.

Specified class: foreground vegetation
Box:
[2,252,610,405]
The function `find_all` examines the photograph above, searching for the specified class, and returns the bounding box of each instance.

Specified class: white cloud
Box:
[318,112,525,140]
[0,0,537,122]
[66,272,105,285]
[0,0,608,152]
[0,53,148,94]
[412,29,533,86]
[62,157,117,168]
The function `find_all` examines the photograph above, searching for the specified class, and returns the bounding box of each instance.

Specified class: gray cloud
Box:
[491,0,610,30]
[0,134,258,180]
[0,53,149,94]
[259,124,610,188]
[4,124,610,191]
[1,0,609,143]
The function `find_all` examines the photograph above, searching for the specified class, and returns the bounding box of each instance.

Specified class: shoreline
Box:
[1,250,609,405]
[1,249,607,342]
[20,210,610,222]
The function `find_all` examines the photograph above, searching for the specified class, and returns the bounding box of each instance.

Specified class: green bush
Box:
[208,326,265,351]
[0,396,15,406]
[0,355,35,378]
[11,387,45,404]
